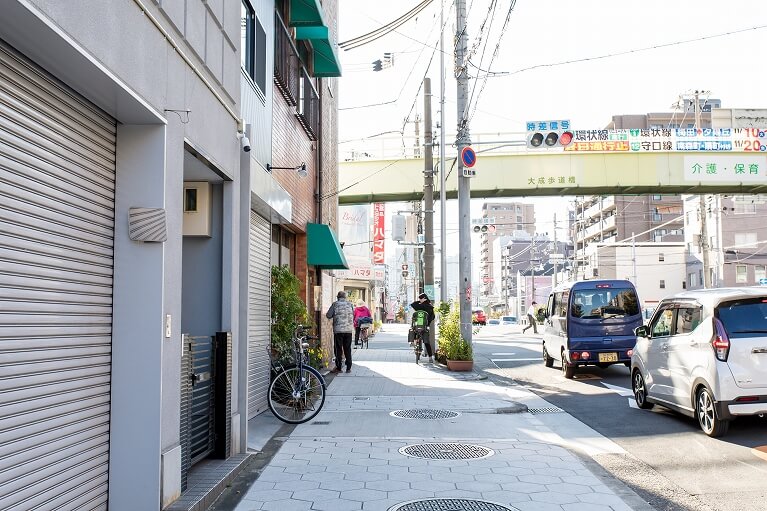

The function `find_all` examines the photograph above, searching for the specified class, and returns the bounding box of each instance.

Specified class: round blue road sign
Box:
[461,146,477,168]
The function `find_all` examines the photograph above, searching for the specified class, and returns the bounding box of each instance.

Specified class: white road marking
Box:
[491,352,517,356]
[600,382,634,397]
[628,398,639,409]
[491,358,541,362]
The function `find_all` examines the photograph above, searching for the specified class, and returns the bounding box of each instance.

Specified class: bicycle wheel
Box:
[414,333,422,364]
[268,365,326,424]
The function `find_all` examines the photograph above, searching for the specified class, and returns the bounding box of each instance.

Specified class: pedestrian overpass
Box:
[337,129,767,204]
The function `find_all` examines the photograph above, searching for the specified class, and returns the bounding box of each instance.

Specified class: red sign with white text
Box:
[372,203,385,264]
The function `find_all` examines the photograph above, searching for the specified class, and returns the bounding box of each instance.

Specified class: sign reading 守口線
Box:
[684,155,767,182]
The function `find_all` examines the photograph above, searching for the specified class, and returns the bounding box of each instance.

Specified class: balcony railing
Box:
[295,67,319,141]
[274,12,299,106]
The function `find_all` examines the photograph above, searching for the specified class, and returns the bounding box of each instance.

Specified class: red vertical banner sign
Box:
[372,203,385,264]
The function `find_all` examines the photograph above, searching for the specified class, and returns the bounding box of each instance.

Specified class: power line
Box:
[483,24,767,77]
[339,0,435,50]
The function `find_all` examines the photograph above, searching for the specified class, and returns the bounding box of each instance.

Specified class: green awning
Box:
[290,0,325,27]
[307,223,349,269]
[296,26,342,78]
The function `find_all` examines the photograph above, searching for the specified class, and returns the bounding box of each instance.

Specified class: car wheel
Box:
[561,352,574,379]
[696,387,729,437]
[543,345,554,367]
[632,370,654,410]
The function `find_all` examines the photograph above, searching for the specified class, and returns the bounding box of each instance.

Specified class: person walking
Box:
[409,293,436,363]
[522,301,538,334]
[326,290,355,373]
[353,300,373,347]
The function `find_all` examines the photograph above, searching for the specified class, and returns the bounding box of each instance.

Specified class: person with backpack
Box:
[326,290,355,373]
[409,293,436,363]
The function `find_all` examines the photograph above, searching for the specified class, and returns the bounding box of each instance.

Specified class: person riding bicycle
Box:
[409,293,435,363]
[353,300,373,347]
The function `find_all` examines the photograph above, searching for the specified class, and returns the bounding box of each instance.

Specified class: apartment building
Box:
[479,202,535,297]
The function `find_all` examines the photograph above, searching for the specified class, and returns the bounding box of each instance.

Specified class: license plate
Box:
[598,352,618,363]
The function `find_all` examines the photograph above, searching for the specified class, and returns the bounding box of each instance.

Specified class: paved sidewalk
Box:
[222,326,652,511]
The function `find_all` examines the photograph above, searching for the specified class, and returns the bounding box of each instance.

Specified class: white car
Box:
[631,288,767,437]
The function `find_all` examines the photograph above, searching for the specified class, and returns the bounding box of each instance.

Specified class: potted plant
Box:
[437,301,474,371]
[270,265,310,366]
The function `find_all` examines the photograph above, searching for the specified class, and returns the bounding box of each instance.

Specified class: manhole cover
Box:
[399,443,494,460]
[527,407,565,415]
[389,498,518,511]
[390,409,460,420]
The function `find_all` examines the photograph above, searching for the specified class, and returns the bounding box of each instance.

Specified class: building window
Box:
[736,265,748,283]
[241,1,266,95]
[659,280,666,289]
[241,1,255,78]
[756,265,766,283]
[734,232,758,248]
[733,197,756,214]
[659,253,665,262]
[689,272,698,287]
[652,194,662,200]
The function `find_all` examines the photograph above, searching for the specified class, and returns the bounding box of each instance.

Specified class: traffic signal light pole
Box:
[423,77,436,354]
[455,0,473,345]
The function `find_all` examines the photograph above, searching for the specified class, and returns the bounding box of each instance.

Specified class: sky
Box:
[335,0,767,274]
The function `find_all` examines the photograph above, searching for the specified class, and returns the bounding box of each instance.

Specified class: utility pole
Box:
[631,232,637,285]
[694,89,712,288]
[552,214,558,288]
[439,0,447,303]
[455,0,473,343]
[424,79,436,354]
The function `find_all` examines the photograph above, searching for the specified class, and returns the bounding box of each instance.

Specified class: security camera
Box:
[240,135,251,153]
[297,162,308,178]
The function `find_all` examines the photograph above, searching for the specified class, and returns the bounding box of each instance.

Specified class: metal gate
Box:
[0,38,116,510]
[247,211,271,419]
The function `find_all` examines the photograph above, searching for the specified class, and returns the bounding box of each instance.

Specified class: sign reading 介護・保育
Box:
[684,155,766,182]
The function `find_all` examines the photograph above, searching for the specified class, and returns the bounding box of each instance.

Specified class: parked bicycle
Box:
[267,325,326,424]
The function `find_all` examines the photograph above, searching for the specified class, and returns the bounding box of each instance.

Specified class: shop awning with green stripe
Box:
[296,25,342,78]
[307,223,349,269]
[290,0,325,27]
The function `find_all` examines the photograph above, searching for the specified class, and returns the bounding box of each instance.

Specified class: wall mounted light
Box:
[266,162,307,177]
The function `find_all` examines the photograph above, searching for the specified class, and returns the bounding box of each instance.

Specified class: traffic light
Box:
[372,59,383,72]
[526,127,574,149]
[472,224,497,234]
[392,214,406,241]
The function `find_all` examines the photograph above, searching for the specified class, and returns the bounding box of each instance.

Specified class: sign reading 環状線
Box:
[684,155,766,182]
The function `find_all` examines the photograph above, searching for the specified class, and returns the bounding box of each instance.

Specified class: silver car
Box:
[631,288,767,437]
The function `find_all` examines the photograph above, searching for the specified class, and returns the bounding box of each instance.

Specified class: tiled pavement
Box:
[220,326,653,511]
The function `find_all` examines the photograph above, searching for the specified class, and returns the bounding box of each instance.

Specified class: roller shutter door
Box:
[0,39,116,510]
[247,211,271,419]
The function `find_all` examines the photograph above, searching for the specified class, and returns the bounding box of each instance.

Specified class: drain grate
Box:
[389,498,518,511]
[390,409,460,420]
[399,443,494,460]
[527,407,565,415]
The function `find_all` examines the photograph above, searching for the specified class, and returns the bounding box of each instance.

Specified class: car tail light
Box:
[627,349,634,357]
[571,351,580,360]
[735,396,759,402]
[581,351,590,359]
[712,318,730,362]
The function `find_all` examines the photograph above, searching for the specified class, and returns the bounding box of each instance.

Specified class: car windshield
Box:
[571,288,639,319]
[717,298,767,337]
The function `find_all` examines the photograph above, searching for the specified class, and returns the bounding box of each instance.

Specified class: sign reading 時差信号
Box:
[564,128,767,153]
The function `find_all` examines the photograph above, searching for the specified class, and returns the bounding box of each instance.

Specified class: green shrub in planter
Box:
[271,265,308,364]
[437,301,473,361]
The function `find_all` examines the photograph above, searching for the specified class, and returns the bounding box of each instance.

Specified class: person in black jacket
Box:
[409,293,436,362]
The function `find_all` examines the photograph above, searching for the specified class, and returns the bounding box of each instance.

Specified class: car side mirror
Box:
[634,325,649,338]
[542,308,549,318]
